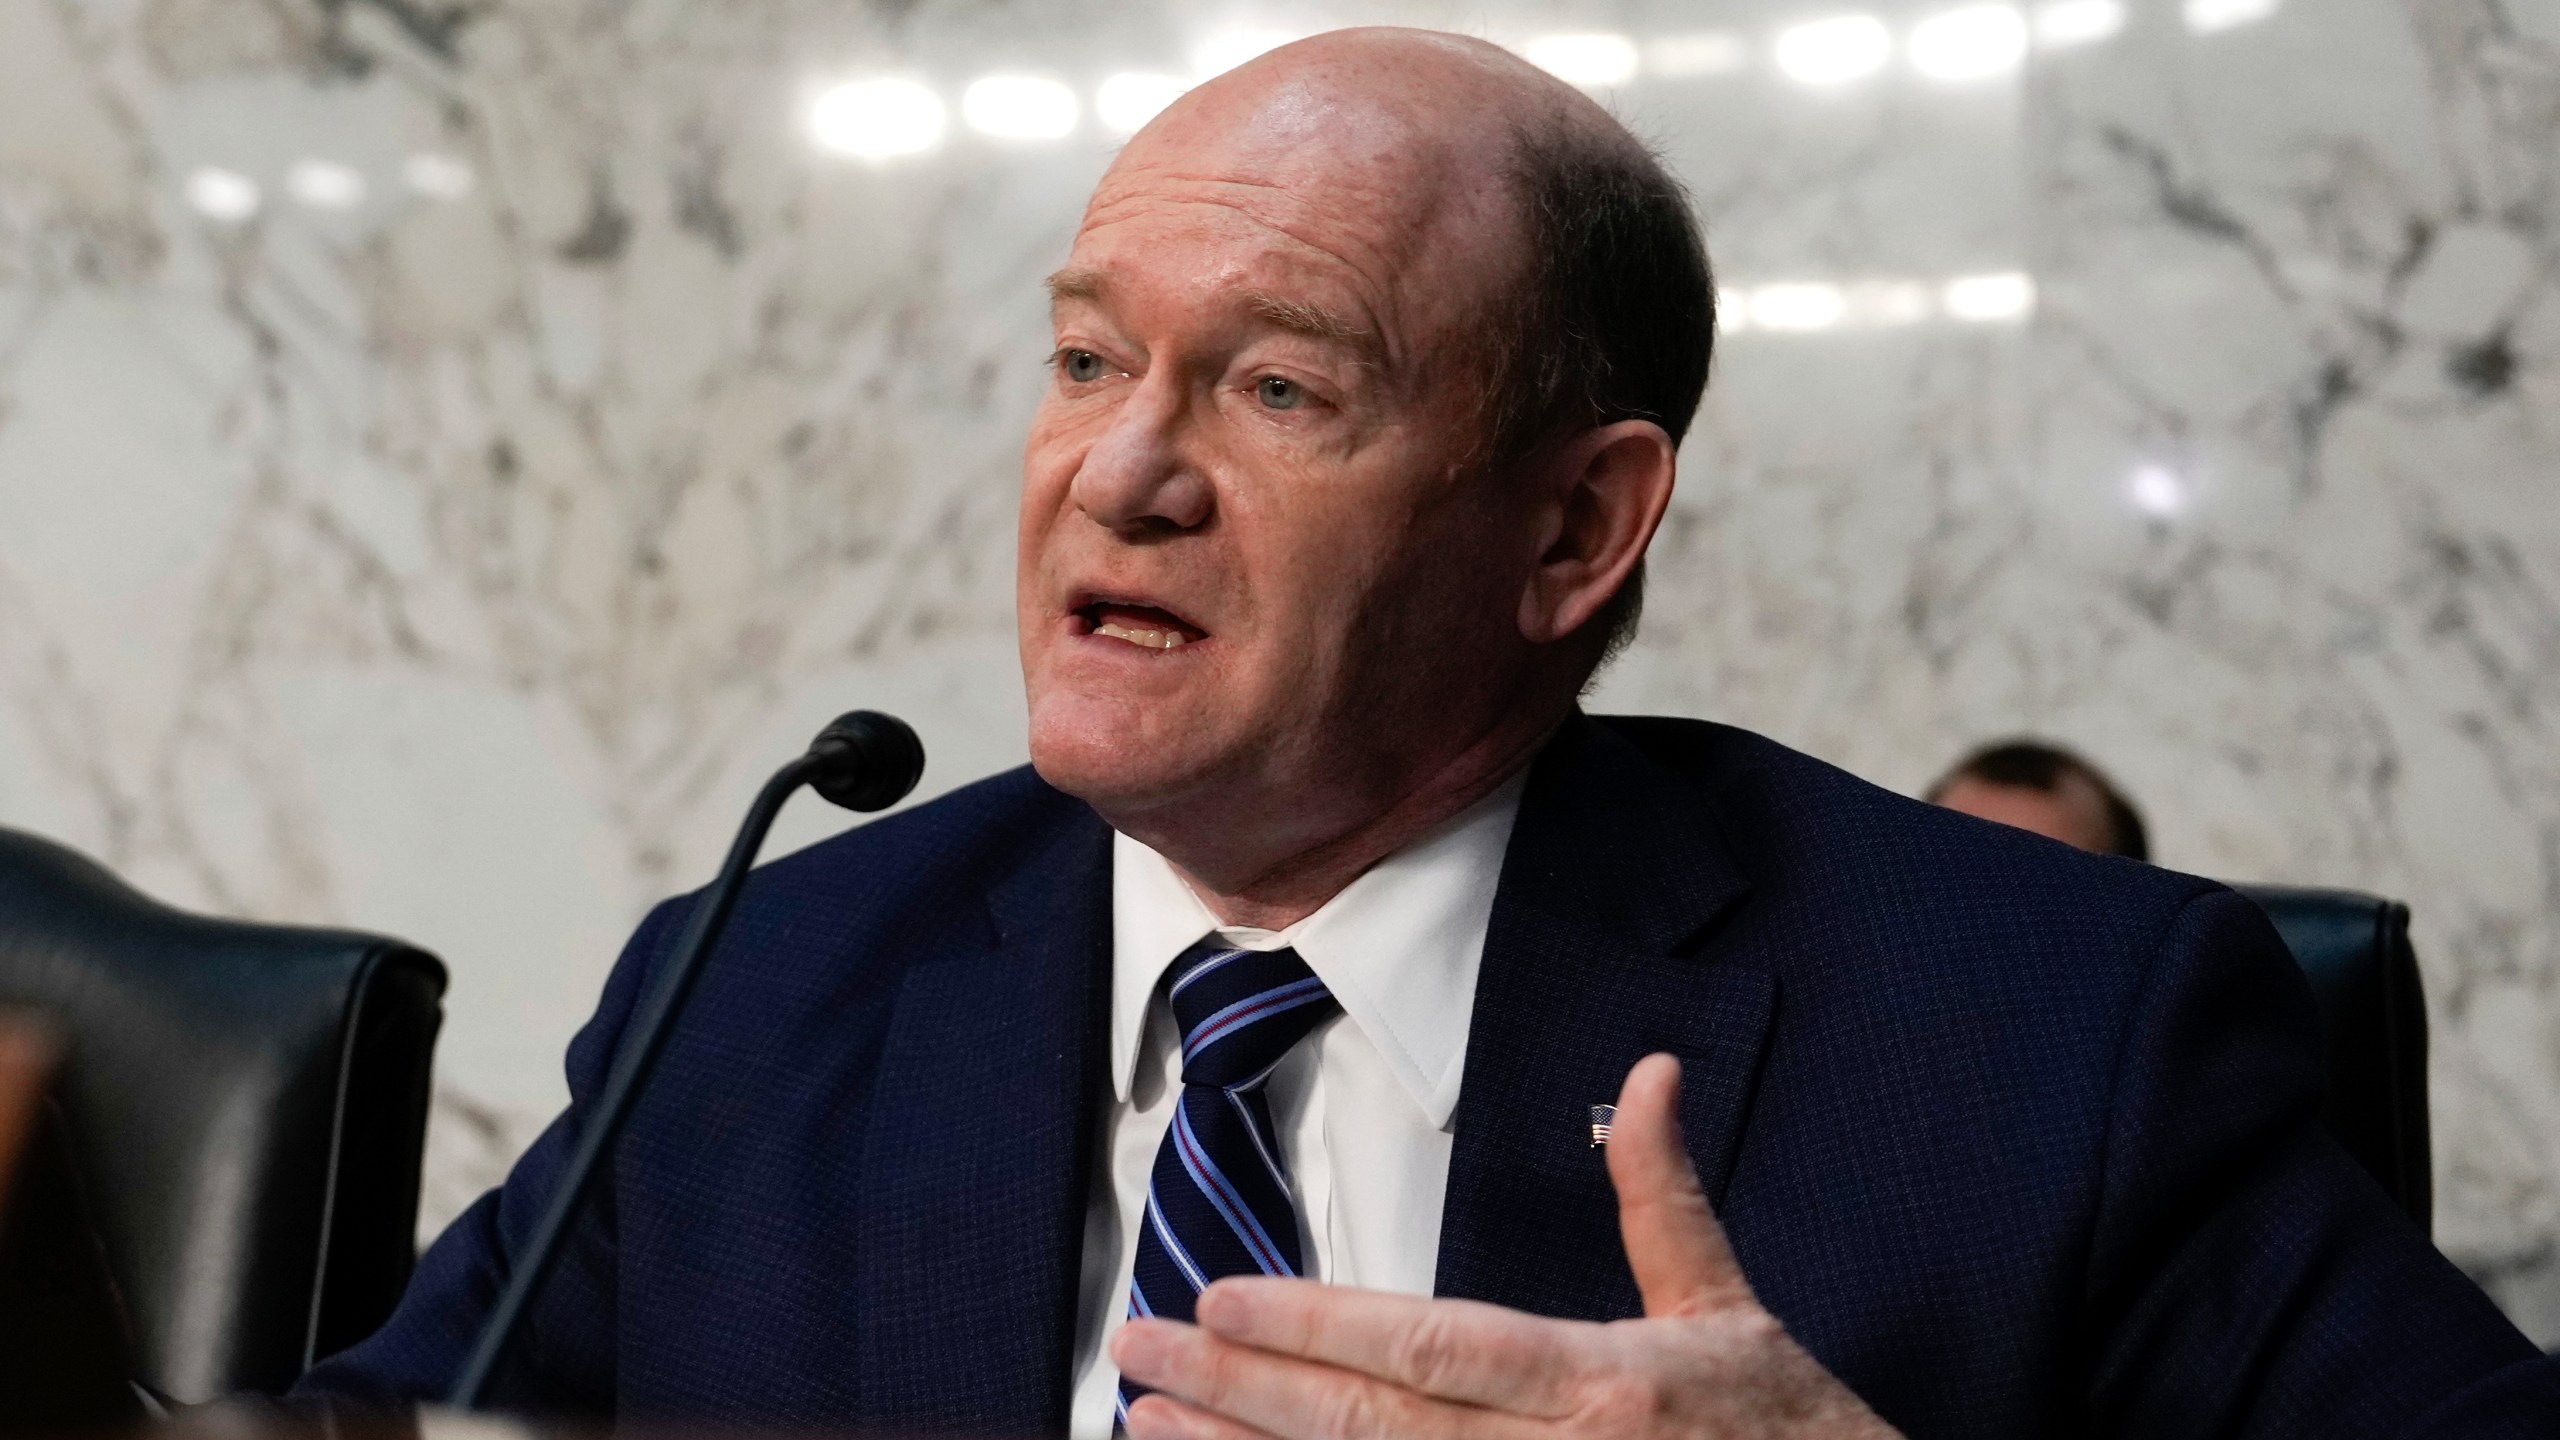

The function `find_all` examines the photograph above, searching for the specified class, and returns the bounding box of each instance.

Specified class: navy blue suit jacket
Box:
[300,715,2556,1435]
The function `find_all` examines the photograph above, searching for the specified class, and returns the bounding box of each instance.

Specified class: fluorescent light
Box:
[285,158,366,209]
[1749,282,1848,331]
[1775,15,1893,86]
[1717,288,1752,332]
[1096,72,1187,135]
[1729,275,2030,332]
[810,77,946,160]
[2184,0,2278,33]
[962,74,1078,141]
[1524,33,1640,87]
[403,152,474,200]
[1944,271,2036,321]
[184,166,260,221]
[2033,0,2126,47]
[1853,280,1935,325]
[2128,464,2188,517]
[1647,33,1749,77]
[1909,5,2028,81]
[1193,30,1294,79]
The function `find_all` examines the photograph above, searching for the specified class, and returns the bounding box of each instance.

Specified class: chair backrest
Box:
[0,827,446,1402]
[2229,884,2431,1233]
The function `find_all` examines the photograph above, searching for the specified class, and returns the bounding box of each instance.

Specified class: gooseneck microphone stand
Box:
[447,711,926,1410]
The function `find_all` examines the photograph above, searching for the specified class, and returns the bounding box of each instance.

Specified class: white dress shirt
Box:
[1064,772,1528,1439]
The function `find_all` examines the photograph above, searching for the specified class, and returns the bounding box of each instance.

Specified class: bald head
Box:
[1017,27,1712,921]
[1073,33,1568,424]
[1098,30,1694,454]
[1121,28,1585,184]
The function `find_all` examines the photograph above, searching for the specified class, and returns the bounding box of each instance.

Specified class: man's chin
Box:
[1025,707,1227,823]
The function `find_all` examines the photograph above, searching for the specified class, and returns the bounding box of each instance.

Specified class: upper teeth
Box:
[1095,620,1188,649]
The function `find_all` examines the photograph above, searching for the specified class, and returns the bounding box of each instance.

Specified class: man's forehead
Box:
[1054,157,1511,359]
[1084,156,1470,274]
[1101,81,1502,232]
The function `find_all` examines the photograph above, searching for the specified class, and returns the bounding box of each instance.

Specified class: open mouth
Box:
[1072,597,1207,651]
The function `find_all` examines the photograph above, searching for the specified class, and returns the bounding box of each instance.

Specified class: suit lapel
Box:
[852,803,1113,1433]
[1435,715,1775,1319]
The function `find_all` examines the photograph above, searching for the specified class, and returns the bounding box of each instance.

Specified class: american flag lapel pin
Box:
[1589,1104,1616,1148]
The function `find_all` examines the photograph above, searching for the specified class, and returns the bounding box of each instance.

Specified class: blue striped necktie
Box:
[1120,937,1340,1423]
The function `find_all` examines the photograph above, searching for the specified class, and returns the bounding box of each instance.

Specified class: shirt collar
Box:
[1108,770,1527,1130]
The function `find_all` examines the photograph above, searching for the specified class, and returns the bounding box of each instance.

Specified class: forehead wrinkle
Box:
[1082,167,1436,294]
[1073,187,1442,370]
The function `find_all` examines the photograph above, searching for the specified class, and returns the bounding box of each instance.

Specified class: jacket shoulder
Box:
[737,762,1098,920]
[1595,713,2212,900]
[604,764,1099,996]
[1588,714,2238,996]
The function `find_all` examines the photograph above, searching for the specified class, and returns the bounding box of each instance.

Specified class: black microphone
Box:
[447,711,924,1410]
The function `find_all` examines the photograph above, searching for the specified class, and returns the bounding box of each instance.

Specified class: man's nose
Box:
[1069,377,1214,536]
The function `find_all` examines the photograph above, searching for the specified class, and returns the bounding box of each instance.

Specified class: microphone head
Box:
[805,711,926,813]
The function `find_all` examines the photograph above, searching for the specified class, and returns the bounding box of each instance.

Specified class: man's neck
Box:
[1169,713,1564,932]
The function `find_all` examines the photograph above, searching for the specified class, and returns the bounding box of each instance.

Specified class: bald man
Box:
[300,28,2555,1439]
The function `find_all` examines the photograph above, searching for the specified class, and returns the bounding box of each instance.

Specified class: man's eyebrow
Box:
[1045,269,1382,362]
[1045,267,1106,304]
[1245,292,1382,360]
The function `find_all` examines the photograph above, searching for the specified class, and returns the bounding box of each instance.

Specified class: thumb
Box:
[1607,1052,1755,1317]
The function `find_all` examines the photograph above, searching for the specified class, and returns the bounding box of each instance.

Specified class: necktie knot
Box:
[1165,937,1338,1090]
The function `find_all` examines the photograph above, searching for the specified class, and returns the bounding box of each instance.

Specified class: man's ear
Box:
[1516,419,1677,646]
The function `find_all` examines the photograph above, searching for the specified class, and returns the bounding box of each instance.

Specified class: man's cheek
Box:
[1019,410,1095,507]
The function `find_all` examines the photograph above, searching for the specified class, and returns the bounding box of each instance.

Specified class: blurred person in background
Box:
[1928,739,2149,861]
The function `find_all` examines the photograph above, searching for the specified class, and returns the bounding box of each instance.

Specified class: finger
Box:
[1608,1052,1755,1316]
[1113,1315,1544,1440]
[1192,1276,1591,1415]
[1124,1392,1282,1440]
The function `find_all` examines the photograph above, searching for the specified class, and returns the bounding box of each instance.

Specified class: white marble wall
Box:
[2,0,2555,1340]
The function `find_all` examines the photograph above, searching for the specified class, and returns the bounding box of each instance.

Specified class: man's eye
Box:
[1059,349,1109,383]
[1255,375,1306,411]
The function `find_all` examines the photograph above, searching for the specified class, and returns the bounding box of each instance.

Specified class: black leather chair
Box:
[2231,884,2432,1233]
[0,826,446,1404]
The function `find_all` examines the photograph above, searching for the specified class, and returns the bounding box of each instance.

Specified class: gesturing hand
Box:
[1110,1053,1903,1440]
